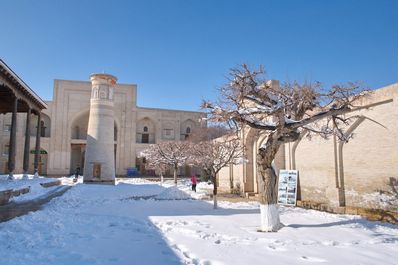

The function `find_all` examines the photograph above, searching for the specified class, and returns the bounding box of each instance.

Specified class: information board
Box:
[277,169,298,206]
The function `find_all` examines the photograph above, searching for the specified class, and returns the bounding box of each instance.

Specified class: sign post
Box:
[277,170,298,206]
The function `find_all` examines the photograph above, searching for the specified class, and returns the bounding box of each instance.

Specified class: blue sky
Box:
[1,0,397,111]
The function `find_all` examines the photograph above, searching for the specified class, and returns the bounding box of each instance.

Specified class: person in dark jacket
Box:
[74,166,80,182]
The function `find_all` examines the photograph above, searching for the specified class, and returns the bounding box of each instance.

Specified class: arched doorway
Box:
[69,110,119,175]
[243,128,261,193]
[30,113,51,138]
[244,128,285,195]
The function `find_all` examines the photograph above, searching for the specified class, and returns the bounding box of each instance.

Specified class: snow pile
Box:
[0,175,61,203]
[154,186,192,200]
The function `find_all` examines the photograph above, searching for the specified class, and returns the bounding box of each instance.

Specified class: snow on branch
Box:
[188,127,244,177]
[203,64,369,144]
[140,141,191,168]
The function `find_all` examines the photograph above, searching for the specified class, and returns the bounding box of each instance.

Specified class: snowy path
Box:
[0,180,397,265]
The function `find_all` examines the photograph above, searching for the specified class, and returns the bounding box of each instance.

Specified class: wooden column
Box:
[33,112,41,177]
[7,97,18,180]
[22,108,31,179]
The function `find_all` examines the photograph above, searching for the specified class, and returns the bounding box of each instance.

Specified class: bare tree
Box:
[203,64,368,231]
[141,141,191,185]
[141,155,169,184]
[190,127,244,209]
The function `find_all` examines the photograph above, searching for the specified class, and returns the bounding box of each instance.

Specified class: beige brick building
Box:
[0,78,205,177]
[217,83,398,212]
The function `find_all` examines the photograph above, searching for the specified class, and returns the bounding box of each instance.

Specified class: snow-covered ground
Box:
[0,179,397,265]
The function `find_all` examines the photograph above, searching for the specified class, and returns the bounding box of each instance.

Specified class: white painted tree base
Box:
[213,195,218,209]
[259,204,283,232]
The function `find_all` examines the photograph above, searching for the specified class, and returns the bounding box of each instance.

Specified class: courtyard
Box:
[0,178,397,265]
[1,1,398,264]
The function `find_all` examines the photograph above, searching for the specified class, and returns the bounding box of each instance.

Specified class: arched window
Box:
[180,119,195,140]
[137,118,155,144]
[142,126,149,143]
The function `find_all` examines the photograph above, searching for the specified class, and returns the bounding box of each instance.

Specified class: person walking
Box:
[191,175,197,192]
[74,166,80,182]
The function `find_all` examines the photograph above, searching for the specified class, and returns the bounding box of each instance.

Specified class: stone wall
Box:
[217,83,398,212]
[287,84,398,212]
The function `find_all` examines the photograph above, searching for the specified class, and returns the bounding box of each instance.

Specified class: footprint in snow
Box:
[300,256,327,263]
[172,244,203,264]
[267,245,287,252]
[321,240,339,246]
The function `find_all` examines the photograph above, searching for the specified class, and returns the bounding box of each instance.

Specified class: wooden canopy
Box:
[0,59,47,114]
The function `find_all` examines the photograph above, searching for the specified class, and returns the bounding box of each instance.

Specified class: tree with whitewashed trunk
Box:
[189,127,244,209]
[140,141,191,185]
[203,64,369,232]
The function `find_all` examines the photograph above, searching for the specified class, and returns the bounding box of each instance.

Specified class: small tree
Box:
[140,155,169,185]
[141,141,190,185]
[203,64,368,231]
[190,127,244,209]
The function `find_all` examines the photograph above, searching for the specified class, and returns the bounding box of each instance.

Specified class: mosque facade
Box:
[0,75,205,177]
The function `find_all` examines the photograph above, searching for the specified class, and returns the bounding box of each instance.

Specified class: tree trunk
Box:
[212,174,218,209]
[257,142,283,232]
[173,165,178,185]
[229,168,234,194]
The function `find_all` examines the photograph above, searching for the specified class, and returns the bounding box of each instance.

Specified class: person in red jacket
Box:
[191,175,197,192]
